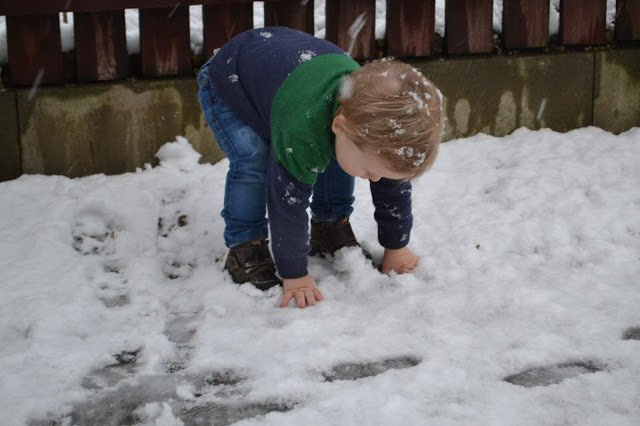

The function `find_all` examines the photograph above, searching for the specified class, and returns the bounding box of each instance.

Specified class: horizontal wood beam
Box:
[0,0,261,17]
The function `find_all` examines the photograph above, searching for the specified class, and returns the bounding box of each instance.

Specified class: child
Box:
[197,27,443,309]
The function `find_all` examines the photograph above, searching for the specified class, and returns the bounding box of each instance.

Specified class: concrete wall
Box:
[1,49,639,181]
[594,49,640,133]
[417,52,595,139]
[5,79,225,180]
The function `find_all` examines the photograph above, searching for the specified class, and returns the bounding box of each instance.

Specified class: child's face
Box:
[333,129,409,182]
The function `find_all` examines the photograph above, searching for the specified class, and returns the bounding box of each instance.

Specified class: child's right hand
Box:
[280,274,324,308]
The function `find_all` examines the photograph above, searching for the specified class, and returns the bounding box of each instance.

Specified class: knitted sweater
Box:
[209,27,413,279]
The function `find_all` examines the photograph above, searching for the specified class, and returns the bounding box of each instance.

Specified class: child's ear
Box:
[332,114,347,135]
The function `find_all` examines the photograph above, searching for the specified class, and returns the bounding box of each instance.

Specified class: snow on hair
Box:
[336,59,444,179]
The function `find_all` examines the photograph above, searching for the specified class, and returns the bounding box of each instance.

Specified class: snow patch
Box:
[299,50,317,63]
[155,137,201,171]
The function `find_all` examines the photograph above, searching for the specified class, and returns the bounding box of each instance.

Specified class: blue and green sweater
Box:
[209,27,412,279]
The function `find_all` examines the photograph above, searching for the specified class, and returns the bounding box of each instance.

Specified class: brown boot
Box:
[309,217,372,259]
[225,239,282,291]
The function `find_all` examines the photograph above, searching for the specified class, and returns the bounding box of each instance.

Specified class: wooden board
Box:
[387,0,435,57]
[445,0,493,54]
[139,6,192,77]
[6,14,64,86]
[265,0,314,34]
[74,11,128,81]
[503,0,549,49]
[202,3,254,58]
[326,0,376,60]
[615,0,640,41]
[560,0,606,45]
[0,0,255,16]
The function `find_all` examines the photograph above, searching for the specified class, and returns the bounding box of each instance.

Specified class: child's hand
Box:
[381,247,419,275]
[280,274,324,308]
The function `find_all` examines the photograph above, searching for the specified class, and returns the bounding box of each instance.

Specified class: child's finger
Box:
[313,288,324,301]
[295,291,306,308]
[305,290,317,306]
[280,292,294,308]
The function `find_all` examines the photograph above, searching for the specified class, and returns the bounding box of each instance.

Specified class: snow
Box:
[298,50,317,64]
[156,136,202,172]
[0,1,620,64]
[1,127,640,425]
[0,2,638,425]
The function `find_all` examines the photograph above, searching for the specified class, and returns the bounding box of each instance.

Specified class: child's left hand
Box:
[381,246,419,275]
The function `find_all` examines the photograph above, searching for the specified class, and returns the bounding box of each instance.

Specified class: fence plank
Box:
[74,11,128,82]
[445,0,493,54]
[6,14,64,86]
[139,6,192,77]
[325,0,376,60]
[202,3,253,57]
[615,0,640,41]
[387,0,435,57]
[560,0,606,45]
[265,0,314,34]
[503,0,549,49]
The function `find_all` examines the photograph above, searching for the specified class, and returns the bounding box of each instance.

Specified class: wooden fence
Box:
[1,0,639,87]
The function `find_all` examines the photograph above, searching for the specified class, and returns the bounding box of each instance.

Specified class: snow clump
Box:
[340,76,355,100]
[155,136,201,172]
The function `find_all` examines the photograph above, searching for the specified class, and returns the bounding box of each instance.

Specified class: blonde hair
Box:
[335,58,444,180]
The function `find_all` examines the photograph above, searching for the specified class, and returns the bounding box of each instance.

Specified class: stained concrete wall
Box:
[13,79,224,178]
[416,52,595,140]
[1,49,639,181]
[594,49,640,133]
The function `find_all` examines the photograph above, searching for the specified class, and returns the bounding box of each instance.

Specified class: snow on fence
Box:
[0,0,638,86]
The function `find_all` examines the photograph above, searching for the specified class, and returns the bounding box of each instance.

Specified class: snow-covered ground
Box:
[0,0,620,63]
[1,127,639,425]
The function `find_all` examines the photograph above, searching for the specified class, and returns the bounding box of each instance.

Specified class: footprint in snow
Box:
[72,207,130,307]
[322,355,422,382]
[81,349,140,390]
[163,311,202,373]
[505,326,640,388]
[72,207,120,256]
[622,326,640,341]
[35,354,290,426]
[157,189,197,280]
[504,361,605,388]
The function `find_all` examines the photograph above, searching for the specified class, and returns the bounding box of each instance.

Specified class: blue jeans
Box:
[198,59,354,247]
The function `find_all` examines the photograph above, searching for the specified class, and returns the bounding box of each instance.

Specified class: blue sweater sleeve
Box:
[266,146,312,279]
[370,179,413,249]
